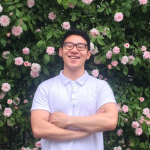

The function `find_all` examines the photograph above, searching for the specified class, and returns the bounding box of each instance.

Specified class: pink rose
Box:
[111,61,118,67]
[0,15,10,27]
[143,108,149,115]
[114,12,124,22]
[11,26,23,36]
[113,46,120,54]
[33,148,38,150]
[0,4,3,12]
[62,22,70,30]
[146,113,150,119]
[13,98,20,105]
[7,33,11,37]
[108,64,112,69]
[141,46,146,51]
[2,51,10,59]
[132,121,140,128]
[35,140,41,148]
[14,57,24,65]
[106,51,113,59]
[117,129,123,136]
[139,97,144,102]
[7,99,13,104]
[0,92,5,99]
[0,104,2,110]
[91,47,98,55]
[128,56,135,64]
[143,51,150,59]
[82,0,93,5]
[104,78,107,81]
[135,128,142,136]
[94,56,101,64]
[48,12,56,21]
[31,63,41,72]
[121,56,129,65]
[139,0,148,5]
[124,118,128,122]
[24,99,28,103]
[1,83,11,92]
[30,71,39,78]
[9,12,13,16]
[102,27,110,36]
[124,43,130,48]
[122,105,129,113]
[27,0,35,8]
[46,46,55,55]
[91,69,99,77]
[14,106,18,109]
[35,29,41,32]
[24,61,30,67]
[68,3,75,8]
[139,116,144,124]
[90,28,100,38]
[99,75,103,79]
[3,108,12,117]
[22,47,30,54]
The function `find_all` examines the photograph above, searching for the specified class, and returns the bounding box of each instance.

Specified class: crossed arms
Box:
[31,102,118,141]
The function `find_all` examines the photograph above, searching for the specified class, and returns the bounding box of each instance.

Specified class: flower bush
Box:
[0,0,150,149]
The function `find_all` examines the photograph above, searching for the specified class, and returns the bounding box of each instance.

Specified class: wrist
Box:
[67,116,73,127]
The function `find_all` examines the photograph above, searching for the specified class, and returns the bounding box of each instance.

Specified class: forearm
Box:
[32,120,90,141]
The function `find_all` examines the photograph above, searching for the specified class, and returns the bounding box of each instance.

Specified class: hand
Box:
[97,109,105,113]
[48,112,69,128]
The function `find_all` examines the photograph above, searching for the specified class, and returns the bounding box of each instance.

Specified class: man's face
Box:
[59,35,91,71]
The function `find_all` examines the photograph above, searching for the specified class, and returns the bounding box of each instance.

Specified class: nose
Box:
[70,45,78,53]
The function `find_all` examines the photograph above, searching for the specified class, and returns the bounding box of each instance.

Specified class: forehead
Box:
[64,35,87,44]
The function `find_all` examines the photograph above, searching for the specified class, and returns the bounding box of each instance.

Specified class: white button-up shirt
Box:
[31,71,116,150]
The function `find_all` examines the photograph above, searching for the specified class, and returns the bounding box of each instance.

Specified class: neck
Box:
[62,67,85,80]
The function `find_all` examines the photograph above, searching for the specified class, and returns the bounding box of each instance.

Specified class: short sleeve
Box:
[97,80,116,110]
[31,82,50,112]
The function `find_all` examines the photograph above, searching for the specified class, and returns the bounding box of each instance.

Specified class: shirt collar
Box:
[59,70,89,86]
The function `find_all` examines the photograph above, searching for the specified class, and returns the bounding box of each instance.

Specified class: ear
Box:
[86,50,91,60]
[59,48,63,57]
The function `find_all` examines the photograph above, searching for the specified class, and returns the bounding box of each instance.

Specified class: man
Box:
[31,29,118,150]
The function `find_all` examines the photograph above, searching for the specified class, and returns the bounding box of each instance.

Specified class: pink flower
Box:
[9,12,13,16]
[108,64,112,69]
[35,29,41,32]
[126,148,131,150]
[33,148,38,150]
[30,71,39,78]
[135,128,142,136]
[2,51,10,59]
[113,46,120,54]
[139,116,144,124]
[3,108,12,117]
[13,98,20,105]
[104,78,107,81]
[111,61,118,67]
[121,56,129,65]
[106,51,113,59]
[7,99,13,104]
[143,51,150,59]
[0,104,1,110]
[139,0,148,5]
[27,0,35,8]
[24,99,28,103]
[91,69,99,77]
[31,63,41,72]
[128,56,135,64]
[139,97,144,102]
[94,56,101,64]
[35,140,41,148]
[14,106,18,109]
[24,61,30,67]
[132,121,140,128]
[114,146,122,150]
[122,105,129,113]
[124,43,130,48]
[146,113,150,119]
[14,57,24,65]
[46,46,55,55]
[0,92,5,99]
[0,15,10,27]
[114,12,124,22]
[82,0,93,5]
[62,22,70,30]
[11,26,23,36]
[22,47,30,54]
[117,129,123,136]
[7,119,14,126]
[91,47,98,55]
[1,83,11,92]
[143,108,149,115]
[0,4,3,12]
[90,28,100,38]
[124,118,128,122]
[141,46,146,51]
[90,42,94,50]
[102,27,110,36]
[99,74,103,79]
[7,33,11,37]
[48,12,56,21]
[68,3,75,8]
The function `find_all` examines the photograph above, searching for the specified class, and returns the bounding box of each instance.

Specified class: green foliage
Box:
[0,0,150,149]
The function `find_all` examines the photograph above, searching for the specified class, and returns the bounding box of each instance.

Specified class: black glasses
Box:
[63,42,87,51]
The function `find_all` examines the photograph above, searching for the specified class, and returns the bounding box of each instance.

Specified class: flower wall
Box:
[0,0,150,149]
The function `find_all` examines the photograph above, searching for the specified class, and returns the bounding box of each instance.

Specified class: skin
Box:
[31,34,118,141]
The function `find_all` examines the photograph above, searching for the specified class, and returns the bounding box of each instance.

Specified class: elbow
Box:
[108,119,118,131]
[32,128,42,139]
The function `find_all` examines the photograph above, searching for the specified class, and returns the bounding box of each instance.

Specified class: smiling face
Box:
[59,35,91,72]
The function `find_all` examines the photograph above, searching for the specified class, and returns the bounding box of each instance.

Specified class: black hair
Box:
[61,29,90,51]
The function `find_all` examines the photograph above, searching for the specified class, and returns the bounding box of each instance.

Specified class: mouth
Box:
[68,56,80,59]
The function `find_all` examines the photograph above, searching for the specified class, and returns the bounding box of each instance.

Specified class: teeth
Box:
[70,57,78,59]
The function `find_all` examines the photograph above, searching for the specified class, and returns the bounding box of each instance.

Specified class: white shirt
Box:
[31,71,116,150]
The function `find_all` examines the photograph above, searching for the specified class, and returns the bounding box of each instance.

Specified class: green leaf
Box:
[21,22,27,31]
[6,58,13,66]
[28,21,33,30]
[17,110,22,115]
[8,6,15,11]
[129,109,133,116]
[133,58,138,66]
[0,66,4,70]
[72,15,76,22]
[97,7,105,12]
[126,3,131,10]
[57,0,62,4]
[125,10,130,18]
[43,67,49,76]
[46,31,52,40]
[97,38,105,45]
[37,40,45,47]
[0,38,6,47]
[43,54,50,64]
[123,66,128,75]
[16,3,24,8]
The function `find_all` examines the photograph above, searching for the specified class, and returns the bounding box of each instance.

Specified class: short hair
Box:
[61,29,90,51]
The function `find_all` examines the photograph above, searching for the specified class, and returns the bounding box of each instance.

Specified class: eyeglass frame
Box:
[63,42,88,51]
